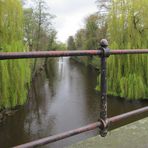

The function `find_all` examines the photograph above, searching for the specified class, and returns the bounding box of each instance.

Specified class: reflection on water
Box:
[0,57,147,148]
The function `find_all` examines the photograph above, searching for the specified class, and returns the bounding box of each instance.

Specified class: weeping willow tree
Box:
[0,0,31,109]
[106,0,148,99]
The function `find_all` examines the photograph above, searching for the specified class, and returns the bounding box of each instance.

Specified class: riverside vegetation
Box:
[0,0,31,111]
[67,0,148,100]
[0,0,66,120]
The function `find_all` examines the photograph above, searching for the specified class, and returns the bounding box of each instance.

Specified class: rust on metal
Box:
[14,106,148,148]
[14,122,102,148]
[0,50,101,60]
[0,49,148,60]
[109,106,148,124]
[111,49,148,55]
[99,39,110,137]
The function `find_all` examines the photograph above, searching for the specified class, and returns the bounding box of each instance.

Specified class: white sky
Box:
[26,0,98,43]
[48,0,97,43]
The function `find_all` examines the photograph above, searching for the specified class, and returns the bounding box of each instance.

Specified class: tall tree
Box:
[103,0,148,99]
[75,29,86,50]
[24,0,55,51]
[47,30,57,50]
[73,13,107,67]
[24,0,56,76]
[0,0,31,109]
[24,8,37,50]
[67,36,76,51]
[96,0,111,15]
[33,0,54,50]
[85,14,100,50]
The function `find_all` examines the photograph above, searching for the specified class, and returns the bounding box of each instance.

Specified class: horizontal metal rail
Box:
[0,50,100,60]
[111,49,148,55]
[109,106,148,123]
[0,49,148,60]
[14,106,148,148]
[14,122,102,148]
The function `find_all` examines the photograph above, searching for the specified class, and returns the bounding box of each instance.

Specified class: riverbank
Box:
[68,117,148,148]
[71,56,148,100]
[0,107,21,123]
[0,61,45,123]
[71,57,100,71]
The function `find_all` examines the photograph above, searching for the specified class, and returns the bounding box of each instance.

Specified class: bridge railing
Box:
[0,39,148,148]
[0,49,148,60]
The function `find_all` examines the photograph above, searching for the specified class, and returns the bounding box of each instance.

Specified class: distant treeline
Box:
[67,0,148,100]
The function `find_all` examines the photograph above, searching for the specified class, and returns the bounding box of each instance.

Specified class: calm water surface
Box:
[0,58,147,148]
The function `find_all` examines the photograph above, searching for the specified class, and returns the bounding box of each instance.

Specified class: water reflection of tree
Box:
[44,58,57,97]
[25,65,56,140]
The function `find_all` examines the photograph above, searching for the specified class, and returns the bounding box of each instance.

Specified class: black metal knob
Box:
[99,39,110,57]
[100,39,109,48]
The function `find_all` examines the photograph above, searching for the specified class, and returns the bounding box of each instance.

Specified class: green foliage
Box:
[69,13,107,67]
[69,0,148,100]
[67,36,76,51]
[33,0,55,50]
[105,0,148,100]
[24,0,57,77]
[0,0,31,109]
[56,42,67,51]
[74,14,104,51]
[24,0,55,51]
[47,30,56,50]
[24,8,37,50]
[85,14,99,50]
[0,0,23,46]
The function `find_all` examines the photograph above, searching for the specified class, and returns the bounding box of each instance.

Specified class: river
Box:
[0,57,147,148]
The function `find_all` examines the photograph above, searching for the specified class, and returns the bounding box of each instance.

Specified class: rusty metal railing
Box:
[13,106,148,148]
[0,39,148,148]
[0,49,148,60]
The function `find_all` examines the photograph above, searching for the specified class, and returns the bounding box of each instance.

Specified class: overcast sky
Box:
[48,0,97,43]
[26,0,98,43]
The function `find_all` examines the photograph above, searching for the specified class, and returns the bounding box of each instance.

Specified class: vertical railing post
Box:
[99,39,110,137]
